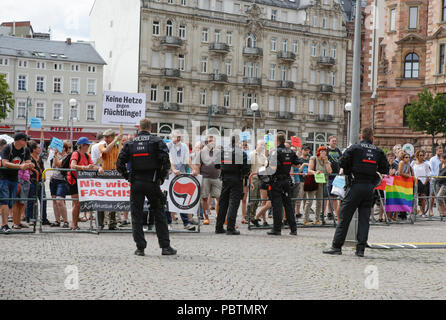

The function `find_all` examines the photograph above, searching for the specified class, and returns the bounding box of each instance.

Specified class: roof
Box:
[240,0,301,9]
[0,35,106,65]
[1,21,31,27]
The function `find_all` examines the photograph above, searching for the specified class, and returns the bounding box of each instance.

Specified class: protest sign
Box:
[240,131,251,142]
[332,175,345,189]
[314,173,326,184]
[49,137,64,153]
[102,91,146,125]
[30,118,42,129]
[291,136,302,148]
[161,174,202,214]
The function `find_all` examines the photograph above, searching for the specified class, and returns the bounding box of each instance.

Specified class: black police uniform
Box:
[268,143,302,235]
[116,130,172,254]
[328,139,389,255]
[215,144,250,234]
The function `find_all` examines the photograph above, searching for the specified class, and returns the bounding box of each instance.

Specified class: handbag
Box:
[303,174,318,192]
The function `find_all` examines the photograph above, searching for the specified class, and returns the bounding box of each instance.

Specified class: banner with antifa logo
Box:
[161,174,202,214]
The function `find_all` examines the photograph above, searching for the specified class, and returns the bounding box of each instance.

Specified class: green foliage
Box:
[0,74,14,121]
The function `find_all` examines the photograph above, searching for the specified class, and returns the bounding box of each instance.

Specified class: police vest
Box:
[221,148,243,176]
[351,142,380,177]
[130,134,161,171]
[275,147,294,176]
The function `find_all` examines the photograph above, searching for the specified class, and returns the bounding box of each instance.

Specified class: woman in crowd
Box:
[12,168,31,229]
[49,141,71,228]
[377,151,398,222]
[435,154,446,217]
[241,142,250,224]
[304,146,332,226]
[411,150,431,218]
[398,151,414,220]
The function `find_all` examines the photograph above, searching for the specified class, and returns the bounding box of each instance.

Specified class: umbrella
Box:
[0,134,13,144]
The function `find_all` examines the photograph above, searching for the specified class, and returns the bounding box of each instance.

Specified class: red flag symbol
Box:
[172,182,197,205]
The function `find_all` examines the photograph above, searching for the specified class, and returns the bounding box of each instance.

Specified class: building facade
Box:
[0,36,106,141]
[91,0,352,153]
[0,21,50,39]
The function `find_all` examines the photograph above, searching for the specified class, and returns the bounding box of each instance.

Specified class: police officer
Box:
[267,133,302,236]
[116,118,177,257]
[215,135,250,235]
[323,127,389,257]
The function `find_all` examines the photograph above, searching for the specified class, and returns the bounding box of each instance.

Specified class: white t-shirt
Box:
[91,141,106,165]
[411,161,431,184]
[167,142,190,169]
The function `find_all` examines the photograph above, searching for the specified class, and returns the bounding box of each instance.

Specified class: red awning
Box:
[26,130,97,142]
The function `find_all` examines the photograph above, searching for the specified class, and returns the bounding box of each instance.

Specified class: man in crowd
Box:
[326,136,343,221]
[429,146,443,217]
[0,133,34,233]
[296,145,311,218]
[246,140,267,226]
[90,132,105,166]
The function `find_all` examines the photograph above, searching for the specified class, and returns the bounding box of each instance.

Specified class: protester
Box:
[12,168,31,228]
[326,136,342,221]
[0,139,6,153]
[49,141,71,228]
[246,140,267,226]
[377,151,398,222]
[411,150,431,218]
[120,134,131,227]
[429,146,443,217]
[241,141,250,224]
[290,146,301,218]
[67,137,103,230]
[90,132,105,166]
[304,146,332,226]
[296,145,311,218]
[435,154,446,217]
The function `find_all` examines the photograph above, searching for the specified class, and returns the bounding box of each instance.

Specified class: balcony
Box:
[158,102,180,112]
[243,77,262,86]
[242,109,261,117]
[276,111,294,120]
[319,84,333,93]
[209,42,230,53]
[317,114,334,122]
[277,80,294,90]
[277,51,296,62]
[209,105,228,116]
[161,68,181,79]
[317,56,336,66]
[209,73,228,83]
[160,36,183,47]
[243,47,263,57]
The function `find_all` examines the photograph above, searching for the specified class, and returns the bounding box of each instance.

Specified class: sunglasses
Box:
[404,156,410,159]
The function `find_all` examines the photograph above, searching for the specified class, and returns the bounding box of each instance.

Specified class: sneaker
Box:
[296,213,302,219]
[42,220,52,226]
[119,221,129,227]
[162,246,177,256]
[203,219,210,225]
[327,213,334,220]
[62,222,70,228]
[1,225,10,233]
[251,219,261,227]
[184,224,196,231]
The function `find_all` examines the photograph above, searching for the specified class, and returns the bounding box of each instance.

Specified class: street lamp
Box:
[345,102,352,147]
[69,98,77,145]
[25,97,32,130]
[250,103,259,145]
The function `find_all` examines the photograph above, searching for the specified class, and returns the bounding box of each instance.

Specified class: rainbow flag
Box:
[385,176,414,212]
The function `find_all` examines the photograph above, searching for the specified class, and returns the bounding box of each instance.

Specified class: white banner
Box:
[102,91,146,125]
[161,174,202,214]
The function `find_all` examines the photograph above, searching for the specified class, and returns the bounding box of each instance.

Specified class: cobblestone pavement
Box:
[1,198,446,300]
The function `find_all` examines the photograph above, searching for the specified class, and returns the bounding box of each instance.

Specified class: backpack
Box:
[61,151,90,185]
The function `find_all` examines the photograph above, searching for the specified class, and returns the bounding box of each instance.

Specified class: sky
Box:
[1,0,95,41]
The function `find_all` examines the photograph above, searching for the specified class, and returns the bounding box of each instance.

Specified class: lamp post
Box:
[250,103,259,145]
[69,98,77,145]
[345,102,352,147]
[25,97,32,130]
[350,0,362,146]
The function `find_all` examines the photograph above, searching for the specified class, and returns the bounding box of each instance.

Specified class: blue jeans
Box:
[0,180,18,209]
[26,183,48,222]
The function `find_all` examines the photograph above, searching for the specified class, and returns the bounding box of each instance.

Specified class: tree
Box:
[405,88,446,155]
[0,74,14,121]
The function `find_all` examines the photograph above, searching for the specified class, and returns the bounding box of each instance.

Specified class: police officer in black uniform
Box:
[116,118,177,257]
[215,135,250,235]
[323,128,389,257]
[267,133,302,236]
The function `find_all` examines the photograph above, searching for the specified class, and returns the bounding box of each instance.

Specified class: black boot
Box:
[251,219,261,227]
[134,249,145,256]
[162,246,177,256]
[226,229,240,235]
[267,230,281,236]
[322,247,342,255]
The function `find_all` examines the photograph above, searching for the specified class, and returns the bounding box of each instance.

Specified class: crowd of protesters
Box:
[2,125,446,234]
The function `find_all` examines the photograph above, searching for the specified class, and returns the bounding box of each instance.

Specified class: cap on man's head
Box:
[103,129,116,137]
[77,137,91,146]
[302,144,311,150]
[14,132,30,142]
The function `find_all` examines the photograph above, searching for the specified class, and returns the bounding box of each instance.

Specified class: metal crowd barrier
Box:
[247,172,339,230]
[413,175,446,223]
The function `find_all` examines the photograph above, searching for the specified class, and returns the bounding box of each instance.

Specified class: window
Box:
[333,17,338,30]
[271,38,277,51]
[330,72,335,86]
[290,97,296,113]
[37,62,46,69]
[0,58,8,66]
[281,66,287,81]
[166,20,173,37]
[293,40,298,54]
[53,77,62,93]
[214,29,221,43]
[53,103,63,120]
[87,79,97,94]
[179,25,186,39]
[319,101,325,116]
[270,64,276,80]
[224,91,230,107]
[321,42,327,57]
[244,62,259,77]
[246,33,257,48]
[36,76,45,92]
[242,93,257,109]
[87,104,96,121]
[226,60,232,76]
[177,87,184,104]
[71,78,80,94]
[181,0,186,5]
[17,101,26,119]
[313,15,318,27]
[151,85,158,102]
[443,0,446,21]
[216,0,223,11]
[70,104,79,121]
[311,43,317,57]
[271,9,277,21]
[164,86,171,102]
[54,63,63,71]
[390,9,396,31]
[202,28,209,42]
[234,3,240,14]
[200,89,207,106]
[282,39,288,52]
[269,96,275,111]
[88,65,96,73]
[440,44,445,74]
[35,102,45,120]
[18,60,28,68]
[409,7,418,29]
[331,46,337,59]
[226,32,232,46]
[329,101,335,116]
[153,21,160,35]
[18,75,27,91]
[323,16,327,29]
[168,0,173,3]
[404,53,419,78]
[201,57,208,73]
[179,55,185,71]
[71,64,79,72]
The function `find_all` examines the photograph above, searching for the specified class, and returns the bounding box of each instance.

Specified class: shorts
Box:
[69,183,78,196]
[417,180,430,195]
[0,179,19,209]
[201,178,222,199]
[17,179,31,204]
[437,185,446,206]
[50,179,69,198]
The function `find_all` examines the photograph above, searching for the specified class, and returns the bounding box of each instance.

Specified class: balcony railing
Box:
[276,111,294,120]
[243,47,263,57]
[209,73,228,83]
[209,105,228,115]
[162,68,181,79]
[277,80,294,90]
[209,42,230,53]
[319,84,333,93]
[242,109,261,117]
[160,36,183,47]
[317,56,336,66]
[159,102,180,112]
[243,77,262,86]
[277,51,296,61]
[317,114,334,122]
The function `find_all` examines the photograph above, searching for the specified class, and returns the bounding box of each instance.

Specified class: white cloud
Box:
[0,0,95,41]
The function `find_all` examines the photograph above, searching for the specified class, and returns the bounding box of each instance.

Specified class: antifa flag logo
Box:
[169,175,201,211]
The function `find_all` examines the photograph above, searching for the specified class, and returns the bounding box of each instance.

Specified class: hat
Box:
[302,144,311,150]
[14,132,30,142]
[77,137,91,146]
[103,129,116,137]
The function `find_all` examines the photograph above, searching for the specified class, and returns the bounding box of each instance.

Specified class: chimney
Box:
[66,37,71,45]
